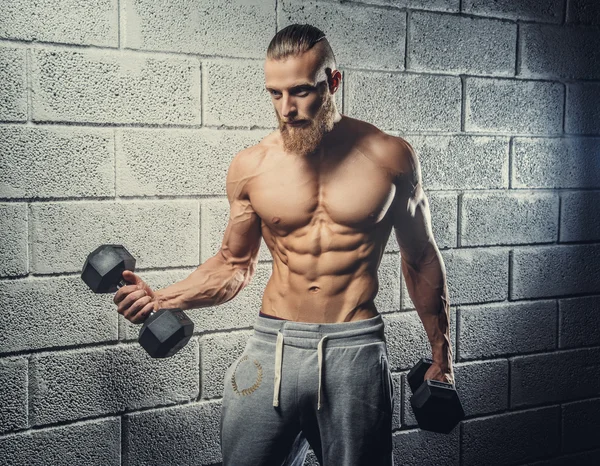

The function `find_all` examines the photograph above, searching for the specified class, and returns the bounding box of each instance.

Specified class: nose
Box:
[281,95,297,119]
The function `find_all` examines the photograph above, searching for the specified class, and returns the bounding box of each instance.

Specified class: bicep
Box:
[220,196,262,267]
[220,150,262,268]
[391,144,435,267]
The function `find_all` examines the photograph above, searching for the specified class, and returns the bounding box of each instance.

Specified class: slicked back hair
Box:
[266,24,337,70]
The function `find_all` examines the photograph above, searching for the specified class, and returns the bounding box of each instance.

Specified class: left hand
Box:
[424,362,455,385]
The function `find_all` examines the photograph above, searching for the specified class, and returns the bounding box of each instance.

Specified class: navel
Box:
[309,286,320,293]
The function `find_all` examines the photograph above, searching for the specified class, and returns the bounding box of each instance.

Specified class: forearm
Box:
[402,245,452,370]
[154,252,254,311]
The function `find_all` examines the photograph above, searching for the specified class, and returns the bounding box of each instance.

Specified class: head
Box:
[265,24,342,157]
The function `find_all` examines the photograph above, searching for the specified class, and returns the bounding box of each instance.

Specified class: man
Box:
[114,24,453,466]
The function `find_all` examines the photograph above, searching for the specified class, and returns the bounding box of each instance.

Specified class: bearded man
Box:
[114,24,453,466]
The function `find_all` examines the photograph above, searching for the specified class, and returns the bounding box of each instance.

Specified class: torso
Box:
[245,116,406,322]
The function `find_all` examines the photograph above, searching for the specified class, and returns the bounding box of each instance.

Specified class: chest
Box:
[248,148,397,234]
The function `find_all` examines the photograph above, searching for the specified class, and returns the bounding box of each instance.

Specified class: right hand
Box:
[113,270,159,324]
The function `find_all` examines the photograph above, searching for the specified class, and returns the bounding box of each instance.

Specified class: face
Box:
[264,46,340,157]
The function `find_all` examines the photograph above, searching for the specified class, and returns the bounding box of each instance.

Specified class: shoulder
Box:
[350,119,419,183]
[226,141,268,200]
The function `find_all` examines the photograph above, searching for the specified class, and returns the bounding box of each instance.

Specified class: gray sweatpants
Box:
[221,314,395,466]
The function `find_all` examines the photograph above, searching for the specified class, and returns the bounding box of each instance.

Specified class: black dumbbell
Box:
[81,244,194,358]
[407,358,465,434]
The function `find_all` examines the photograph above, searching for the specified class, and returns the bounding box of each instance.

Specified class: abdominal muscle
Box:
[259,220,390,323]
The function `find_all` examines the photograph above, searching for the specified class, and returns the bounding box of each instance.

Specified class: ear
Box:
[326,68,342,94]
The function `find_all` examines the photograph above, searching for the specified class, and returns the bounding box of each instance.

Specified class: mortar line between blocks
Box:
[113,128,118,198]
[404,10,410,71]
[26,48,32,123]
[562,82,568,134]
[515,21,521,76]
[460,75,466,132]
[508,137,514,189]
[117,0,122,49]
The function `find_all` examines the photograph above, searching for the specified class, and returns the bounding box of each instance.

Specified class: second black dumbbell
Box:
[81,244,194,358]
[407,358,465,434]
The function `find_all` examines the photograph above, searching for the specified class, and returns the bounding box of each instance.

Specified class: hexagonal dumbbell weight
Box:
[81,244,194,358]
[407,358,465,434]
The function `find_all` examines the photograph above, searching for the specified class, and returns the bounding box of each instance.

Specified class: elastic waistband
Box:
[253,314,385,349]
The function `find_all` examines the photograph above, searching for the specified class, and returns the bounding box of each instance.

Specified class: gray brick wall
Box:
[1,1,599,465]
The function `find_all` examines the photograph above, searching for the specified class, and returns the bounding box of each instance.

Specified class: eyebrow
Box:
[265,82,317,92]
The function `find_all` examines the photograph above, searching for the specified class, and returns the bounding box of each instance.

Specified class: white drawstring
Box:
[273,331,284,407]
[317,335,328,410]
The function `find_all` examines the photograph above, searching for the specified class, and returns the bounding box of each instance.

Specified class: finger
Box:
[130,299,156,324]
[125,295,153,321]
[113,284,140,305]
[117,289,147,315]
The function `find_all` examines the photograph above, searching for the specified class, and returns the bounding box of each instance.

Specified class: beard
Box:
[277,92,337,157]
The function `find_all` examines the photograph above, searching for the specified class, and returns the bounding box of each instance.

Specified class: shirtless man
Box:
[114,24,453,466]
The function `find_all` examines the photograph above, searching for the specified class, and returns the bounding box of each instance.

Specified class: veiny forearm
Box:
[402,245,453,371]
[154,252,255,311]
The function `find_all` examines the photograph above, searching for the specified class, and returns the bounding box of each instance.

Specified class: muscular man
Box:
[114,24,453,466]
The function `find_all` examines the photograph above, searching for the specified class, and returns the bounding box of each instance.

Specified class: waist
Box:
[253,313,386,349]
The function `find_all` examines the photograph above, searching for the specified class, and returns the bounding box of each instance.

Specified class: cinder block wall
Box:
[1,1,599,465]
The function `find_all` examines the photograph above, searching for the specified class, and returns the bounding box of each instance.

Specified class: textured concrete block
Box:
[279,0,405,70]
[559,295,600,349]
[116,128,267,196]
[426,192,458,249]
[402,359,508,429]
[0,47,27,121]
[31,49,200,125]
[0,0,118,47]
[454,359,508,417]
[462,407,560,466]
[204,60,273,128]
[523,449,600,466]
[392,428,460,466]
[0,276,118,353]
[350,0,459,12]
[462,0,564,22]
[408,11,516,75]
[124,400,222,466]
[461,191,559,246]
[511,244,600,299]
[0,203,27,277]
[346,72,461,133]
[120,262,271,340]
[30,200,199,274]
[562,398,600,453]
[200,198,270,263]
[201,330,252,398]
[402,247,508,308]
[567,0,600,25]
[0,417,120,466]
[123,0,274,58]
[405,135,509,190]
[391,372,402,430]
[374,253,401,313]
[566,82,600,135]
[560,191,600,242]
[520,23,600,80]
[30,340,199,425]
[0,357,27,433]
[465,77,564,134]
[510,348,600,408]
[459,301,557,361]
[384,308,457,371]
[0,125,114,199]
[513,137,600,189]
